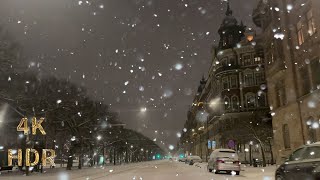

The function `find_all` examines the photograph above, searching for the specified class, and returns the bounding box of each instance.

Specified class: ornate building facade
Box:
[179,2,273,164]
[253,0,320,164]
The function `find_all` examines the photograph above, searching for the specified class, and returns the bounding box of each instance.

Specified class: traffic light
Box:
[156,154,161,159]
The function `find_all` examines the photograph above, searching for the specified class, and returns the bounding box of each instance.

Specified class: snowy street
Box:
[0,160,276,180]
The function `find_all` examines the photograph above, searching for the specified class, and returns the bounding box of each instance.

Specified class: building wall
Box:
[253,0,320,164]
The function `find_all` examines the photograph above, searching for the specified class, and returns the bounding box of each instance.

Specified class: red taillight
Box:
[233,161,240,164]
[216,160,224,163]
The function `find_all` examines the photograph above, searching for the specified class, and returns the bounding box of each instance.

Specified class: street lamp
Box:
[140,107,147,113]
[249,141,253,166]
[97,135,102,141]
[245,148,249,164]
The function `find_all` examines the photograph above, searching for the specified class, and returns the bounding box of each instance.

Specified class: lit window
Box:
[307,10,316,36]
[247,35,254,42]
[254,57,261,63]
[297,20,305,45]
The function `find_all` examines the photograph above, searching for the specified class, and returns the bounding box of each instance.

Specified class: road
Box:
[0,160,276,180]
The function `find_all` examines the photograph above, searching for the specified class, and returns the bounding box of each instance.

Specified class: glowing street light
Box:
[97,135,102,141]
[176,132,181,138]
[140,107,147,113]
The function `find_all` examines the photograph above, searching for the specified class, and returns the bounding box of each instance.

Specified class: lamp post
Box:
[244,148,249,164]
[249,141,253,166]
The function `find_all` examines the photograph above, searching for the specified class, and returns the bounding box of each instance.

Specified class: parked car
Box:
[207,149,240,175]
[185,156,202,165]
[179,157,187,162]
[276,142,320,180]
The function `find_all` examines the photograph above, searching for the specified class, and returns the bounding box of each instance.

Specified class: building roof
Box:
[220,1,238,29]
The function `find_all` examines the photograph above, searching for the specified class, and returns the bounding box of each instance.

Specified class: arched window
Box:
[224,96,230,111]
[245,93,256,108]
[258,92,267,107]
[231,96,239,110]
[222,76,229,89]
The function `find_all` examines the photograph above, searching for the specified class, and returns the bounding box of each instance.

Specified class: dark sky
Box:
[0,0,257,150]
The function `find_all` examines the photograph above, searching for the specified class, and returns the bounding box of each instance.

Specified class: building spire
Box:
[226,0,233,16]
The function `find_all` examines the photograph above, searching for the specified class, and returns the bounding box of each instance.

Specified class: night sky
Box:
[0,0,257,149]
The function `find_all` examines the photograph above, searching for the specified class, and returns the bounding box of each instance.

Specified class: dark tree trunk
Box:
[260,142,266,167]
[78,140,83,169]
[125,149,128,163]
[66,146,74,170]
[113,148,116,165]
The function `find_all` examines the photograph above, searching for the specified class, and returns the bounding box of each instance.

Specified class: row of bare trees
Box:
[0,26,162,172]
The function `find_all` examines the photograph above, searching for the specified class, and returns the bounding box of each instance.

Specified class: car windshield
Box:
[219,151,235,153]
[0,0,319,179]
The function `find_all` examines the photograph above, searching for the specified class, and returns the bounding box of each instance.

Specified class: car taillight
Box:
[216,160,224,163]
[233,161,240,164]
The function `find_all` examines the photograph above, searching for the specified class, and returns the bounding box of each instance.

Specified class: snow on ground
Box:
[0,160,276,180]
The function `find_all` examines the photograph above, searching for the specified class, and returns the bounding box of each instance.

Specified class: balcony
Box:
[215,64,240,75]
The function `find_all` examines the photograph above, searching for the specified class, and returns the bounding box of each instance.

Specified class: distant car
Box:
[276,142,320,180]
[207,149,240,175]
[179,157,186,162]
[185,156,202,165]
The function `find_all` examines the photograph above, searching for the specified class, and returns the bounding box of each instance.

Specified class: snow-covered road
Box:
[0,160,276,180]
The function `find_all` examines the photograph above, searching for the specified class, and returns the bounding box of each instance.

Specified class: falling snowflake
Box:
[139,86,144,92]
[174,63,183,70]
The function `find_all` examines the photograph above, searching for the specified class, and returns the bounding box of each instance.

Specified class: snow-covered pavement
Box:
[0,160,276,180]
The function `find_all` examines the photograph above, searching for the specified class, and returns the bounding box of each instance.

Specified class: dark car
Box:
[276,142,320,180]
[0,150,13,172]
